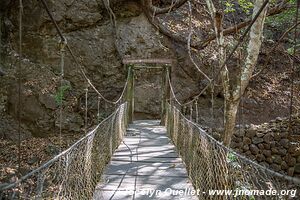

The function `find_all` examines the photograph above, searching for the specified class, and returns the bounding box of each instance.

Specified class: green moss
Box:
[55,85,70,106]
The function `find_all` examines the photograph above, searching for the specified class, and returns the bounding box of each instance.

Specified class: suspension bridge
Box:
[1,0,300,199]
[1,57,300,199]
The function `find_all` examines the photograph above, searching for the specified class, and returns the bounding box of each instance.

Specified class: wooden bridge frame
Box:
[123,58,173,125]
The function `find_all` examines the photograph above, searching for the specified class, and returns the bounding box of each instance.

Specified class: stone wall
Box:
[230,116,300,176]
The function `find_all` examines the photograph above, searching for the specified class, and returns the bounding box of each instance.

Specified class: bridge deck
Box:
[93,120,198,200]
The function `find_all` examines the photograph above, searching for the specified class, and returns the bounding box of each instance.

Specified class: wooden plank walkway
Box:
[93,120,198,200]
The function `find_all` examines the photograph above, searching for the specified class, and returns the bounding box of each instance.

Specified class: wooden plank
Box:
[131,120,160,126]
[105,161,187,176]
[113,150,179,158]
[117,142,174,149]
[111,156,182,163]
[97,174,194,190]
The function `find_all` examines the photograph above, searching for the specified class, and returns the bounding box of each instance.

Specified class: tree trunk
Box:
[223,0,268,146]
[203,0,267,146]
[223,100,239,146]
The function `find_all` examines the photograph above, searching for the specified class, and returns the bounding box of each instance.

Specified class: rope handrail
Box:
[170,103,300,185]
[66,45,129,105]
[0,103,124,191]
[168,76,183,106]
[17,0,23,177]
[167,75,202,107]
[111,69,130,104]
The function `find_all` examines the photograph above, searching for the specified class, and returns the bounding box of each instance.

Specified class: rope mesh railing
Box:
[0,102,128,200]
[166,103,300,200]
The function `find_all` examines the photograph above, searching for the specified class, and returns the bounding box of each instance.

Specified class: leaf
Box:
[55,85,70,106]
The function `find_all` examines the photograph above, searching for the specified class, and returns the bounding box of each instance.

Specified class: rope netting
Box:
[0,103,128,200]
[166,103,300,199]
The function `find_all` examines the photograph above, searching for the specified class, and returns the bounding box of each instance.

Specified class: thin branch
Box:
[182,0,270,106]
[146,0,188,15]
[103,0,116,28]
[252,21,300,78]
[200,4,290,48]
[187,1,211,82]
[144,1,290,50]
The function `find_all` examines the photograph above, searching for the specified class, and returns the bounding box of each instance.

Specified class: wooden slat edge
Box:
[122,58,174,65]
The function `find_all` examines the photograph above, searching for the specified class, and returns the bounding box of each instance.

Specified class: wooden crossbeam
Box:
[122,58,174,65]
[133,66,164,69]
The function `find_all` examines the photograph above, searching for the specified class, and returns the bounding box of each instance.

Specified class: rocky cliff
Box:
[0,0,299,140]
[0,0,203,138]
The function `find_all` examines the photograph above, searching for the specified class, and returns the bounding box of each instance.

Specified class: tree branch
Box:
[201,5,290,48]
[187,1,211,82]
[143,7,191,46]
[145,0,188,15]
[252,21,300,78]
[144,1,290,50]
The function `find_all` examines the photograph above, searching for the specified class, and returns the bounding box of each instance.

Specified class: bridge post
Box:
[161,66,171,125]
[126,65,134,124]
[166,65,171,105]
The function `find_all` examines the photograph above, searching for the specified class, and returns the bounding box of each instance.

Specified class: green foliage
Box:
[224,0,254,14]
[264,1,298,54]
[265,6,296,28]
[249,195,256,200]
[287,43,300,54]
[227,152,237,162]
[55,85,70,106]
[127,64,134,68]
[225,1,235,13]
[238,0,253,14]
[288,0,297,3]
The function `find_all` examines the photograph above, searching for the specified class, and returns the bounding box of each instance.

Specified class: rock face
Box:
[6,60,61,137]
[0,0,201,138]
